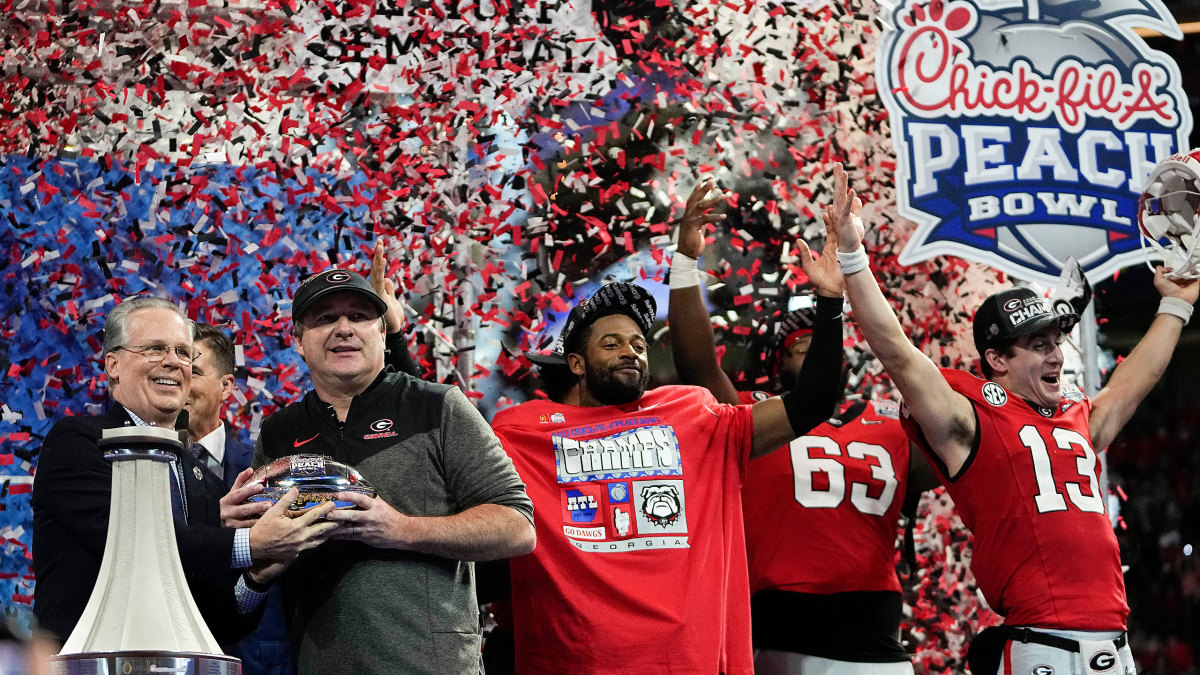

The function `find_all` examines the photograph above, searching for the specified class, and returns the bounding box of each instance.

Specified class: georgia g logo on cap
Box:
[325,270,351,283]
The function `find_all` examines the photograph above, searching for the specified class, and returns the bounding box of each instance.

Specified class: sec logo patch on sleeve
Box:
[982,382,1008,407]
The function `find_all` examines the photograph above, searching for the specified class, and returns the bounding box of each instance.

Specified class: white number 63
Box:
[789,436,898,516]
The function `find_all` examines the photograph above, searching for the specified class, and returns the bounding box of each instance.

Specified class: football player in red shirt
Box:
[667,180,936,674]
[824,163,1198,674]
[491,206,847,673]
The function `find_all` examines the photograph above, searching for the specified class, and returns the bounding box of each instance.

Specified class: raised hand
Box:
[370,239,408,334]
[795,225,847,298]
[1154,265,1200,305]
[675,178,727,260]
[821,163,864,254]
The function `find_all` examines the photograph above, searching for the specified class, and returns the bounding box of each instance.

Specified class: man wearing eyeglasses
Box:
[32,297,337,645]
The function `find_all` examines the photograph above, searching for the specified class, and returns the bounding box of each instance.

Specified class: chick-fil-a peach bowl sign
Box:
[877,0,1192,284]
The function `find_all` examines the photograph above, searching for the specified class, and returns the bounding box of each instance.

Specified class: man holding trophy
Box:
[243,268,535,675]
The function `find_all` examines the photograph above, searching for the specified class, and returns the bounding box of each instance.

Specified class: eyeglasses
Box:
[115,344,198,364]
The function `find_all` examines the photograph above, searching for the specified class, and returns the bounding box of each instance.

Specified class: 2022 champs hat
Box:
[973,286,1080,354]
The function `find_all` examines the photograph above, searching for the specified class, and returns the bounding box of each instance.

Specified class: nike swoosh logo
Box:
[861,420,883,425]
[294,433,320,448]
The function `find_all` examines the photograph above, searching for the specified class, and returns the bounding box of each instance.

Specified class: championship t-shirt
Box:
[492,385,755,675]
[903,368,1128,630]
[741,394,909,595]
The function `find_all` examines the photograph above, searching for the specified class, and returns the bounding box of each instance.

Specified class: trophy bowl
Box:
[246,454,376,517]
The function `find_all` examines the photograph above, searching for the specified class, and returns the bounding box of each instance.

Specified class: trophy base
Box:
[51,651,241,675]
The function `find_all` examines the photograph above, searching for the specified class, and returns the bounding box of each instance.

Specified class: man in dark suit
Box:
[188,323,292,675]
[187,324,254,491]
[32,297,337,645]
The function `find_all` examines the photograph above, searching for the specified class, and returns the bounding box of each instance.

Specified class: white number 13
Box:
[1018,425,1105,514]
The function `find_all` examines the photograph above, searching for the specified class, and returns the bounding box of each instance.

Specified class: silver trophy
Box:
[246,454,375,516]
[51,426,240,675]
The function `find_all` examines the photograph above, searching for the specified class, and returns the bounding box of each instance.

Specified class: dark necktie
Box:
[169,461,187,524]
[191,443,222,477]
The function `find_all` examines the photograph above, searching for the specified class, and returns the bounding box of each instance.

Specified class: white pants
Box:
[754,649,916,675]
[999,628,1136,675]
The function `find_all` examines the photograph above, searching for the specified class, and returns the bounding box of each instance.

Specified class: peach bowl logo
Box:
[877,0,1192,283]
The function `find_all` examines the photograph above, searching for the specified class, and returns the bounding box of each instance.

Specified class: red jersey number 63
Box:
[789,436,898,516]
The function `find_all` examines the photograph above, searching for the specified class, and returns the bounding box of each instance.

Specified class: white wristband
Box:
[670,253,701,289]
[836,246,870,276]
[1157,296,1194,325]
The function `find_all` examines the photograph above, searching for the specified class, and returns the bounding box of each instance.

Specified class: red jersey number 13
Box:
[1019,425,1106,515]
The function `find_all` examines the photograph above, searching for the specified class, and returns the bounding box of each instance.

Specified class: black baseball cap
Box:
[972,286,1080,354]
[292,268,387,324]
[560,282,658,355]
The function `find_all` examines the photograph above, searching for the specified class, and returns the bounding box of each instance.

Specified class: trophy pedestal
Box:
[55,427,240,674]
[51,651,240,674]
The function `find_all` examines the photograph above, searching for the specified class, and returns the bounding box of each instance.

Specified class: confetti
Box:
[0,0,1031,659]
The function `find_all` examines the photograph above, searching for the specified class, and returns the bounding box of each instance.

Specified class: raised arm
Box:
[370,239,421,378]
[1089,267,1198,450]
[749,295,844,456]
[668,179,740,404]
[747,207,848,457]
[825,164,977,476]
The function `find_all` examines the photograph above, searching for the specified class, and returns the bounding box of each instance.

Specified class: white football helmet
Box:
[1139,149,1200,279]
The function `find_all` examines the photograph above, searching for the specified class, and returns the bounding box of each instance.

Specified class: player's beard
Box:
[585,359,649,405]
